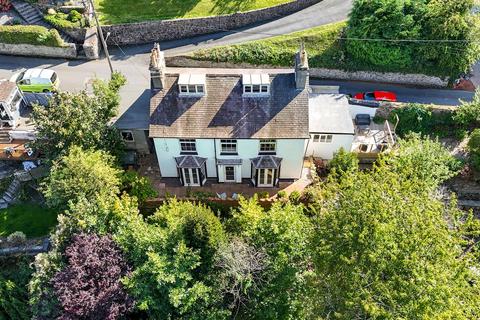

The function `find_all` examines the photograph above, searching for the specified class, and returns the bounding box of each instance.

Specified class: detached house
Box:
[148,44,310,187]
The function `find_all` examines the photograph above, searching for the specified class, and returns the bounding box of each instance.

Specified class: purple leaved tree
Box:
[52,233,134,320]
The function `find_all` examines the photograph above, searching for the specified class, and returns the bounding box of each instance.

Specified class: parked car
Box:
[353,91,397,102]
[10,68,59,93]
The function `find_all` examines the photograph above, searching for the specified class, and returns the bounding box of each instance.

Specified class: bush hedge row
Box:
[0,25,65,47]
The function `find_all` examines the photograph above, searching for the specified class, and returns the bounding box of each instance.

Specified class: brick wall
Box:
[101,0,322,45]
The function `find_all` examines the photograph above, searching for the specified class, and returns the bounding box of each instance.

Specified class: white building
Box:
[149,45,310,187]
[306,93,355,159]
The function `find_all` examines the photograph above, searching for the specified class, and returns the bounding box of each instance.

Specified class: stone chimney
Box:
[149,43,165,90]
[294,42,309,90]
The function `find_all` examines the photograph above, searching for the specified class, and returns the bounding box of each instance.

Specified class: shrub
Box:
[468,129,480,171]
[328,147,359,177]
[276,190,287,199]
[52,233,134,319]
[0,25,64,47]
[7,231,26,244]
[288,190,302,204]
[453,89,480,129]
[121,171,157,204]
[44,12,83,29]
[256,191,270,199]
[391,104,458,138]
[68,9,82,23]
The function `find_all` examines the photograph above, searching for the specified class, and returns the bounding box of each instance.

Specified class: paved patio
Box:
[137,153,313,199]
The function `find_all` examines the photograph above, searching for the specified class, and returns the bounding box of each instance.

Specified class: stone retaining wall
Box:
[309,68,449,88]
[0,42,77,59]
[102,0,322,45]
[82,27,99,60]
[167,56,450,88]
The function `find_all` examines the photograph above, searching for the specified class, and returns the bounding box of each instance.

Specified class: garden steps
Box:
[11,0,75,44]
[0,178,21,209]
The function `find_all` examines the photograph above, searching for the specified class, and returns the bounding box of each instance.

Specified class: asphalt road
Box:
[310,80,475,106]
[0,0,474,113]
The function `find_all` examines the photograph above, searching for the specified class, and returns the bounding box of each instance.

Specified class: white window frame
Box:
[224,166,236,183]
[179,139,197,153]
[259,139,276,153]
[313,134,333,143]
[182,168,200,186]
[121,130,134,142]
[178,84,205,95]
[220,139,237,154]
[257,168,275,187]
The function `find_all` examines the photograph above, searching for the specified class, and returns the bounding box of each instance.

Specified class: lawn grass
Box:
[194,21,348,69]
[94,0,291,24]
[192,21,448,76]
[0,204,58,238]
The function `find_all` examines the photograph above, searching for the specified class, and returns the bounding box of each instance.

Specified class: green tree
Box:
[346,0,423,69]
[121,171,158,204]
[377,133,461,190]
[32,72,126,161]
[230,198,315,319]
[346,0,479,75]
[115,199,229,319]
[43,146,121,210]
[0,258,32,320]
[309,136,480,319]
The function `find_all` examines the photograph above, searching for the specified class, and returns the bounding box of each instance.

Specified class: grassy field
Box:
[0,204,57,238]
[94,0,291,24]
[193,21,348,69]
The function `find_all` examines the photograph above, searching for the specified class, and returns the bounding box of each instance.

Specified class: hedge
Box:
[0,25,65,47]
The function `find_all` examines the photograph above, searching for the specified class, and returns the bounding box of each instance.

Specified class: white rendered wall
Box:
[306,134,354,160]
[276,139,307,179]
[154,138,181,177]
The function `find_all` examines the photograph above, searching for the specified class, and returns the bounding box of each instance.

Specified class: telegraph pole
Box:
[88,0,113,76]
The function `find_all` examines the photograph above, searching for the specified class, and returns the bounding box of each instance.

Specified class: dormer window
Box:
[178,74,206,96]
[243,74,270,96]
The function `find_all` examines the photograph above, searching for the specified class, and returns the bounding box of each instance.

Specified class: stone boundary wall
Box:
[102,0,322,45]
[0,42,77,59]
[82,27,99,60]
[309,68,449,88]
[167,56,450,88]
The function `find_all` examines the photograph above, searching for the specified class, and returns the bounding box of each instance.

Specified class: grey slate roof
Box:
[175,155,207,168]
[250,155,282,169]
[150,73,309,139]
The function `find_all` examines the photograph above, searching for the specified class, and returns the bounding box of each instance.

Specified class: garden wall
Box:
[0,42,77,59]
[101,0,322,45]
[309,68,449,88]
[167,56,450,88]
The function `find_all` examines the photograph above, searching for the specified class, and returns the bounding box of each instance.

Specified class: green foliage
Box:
[256,191,270,199]
[346,0,480,76]
[328,147,359,177]
[32,72,126,161]
[390,103,461,138]
[121,171,157,204]
[311,162,480,319]
[453,88,480,129]
[44,11,84,29]
[0,257,33,320]
[468,128,480,170]
[288,190,302,204]
[378,134,462,190]
[115,199,229,319]
[276,190,287,199]
[43,146,122,210]
[231,199,315,319]
[194,22,347,70]
[0,25,64,47]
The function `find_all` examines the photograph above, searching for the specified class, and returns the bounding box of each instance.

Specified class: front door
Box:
[224,166,236,183]
[183,168,200,186]
[258,168,275,187]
